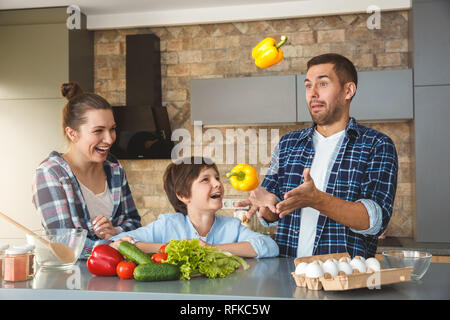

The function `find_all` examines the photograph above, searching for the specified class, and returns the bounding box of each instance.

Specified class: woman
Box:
[32,82,141,257]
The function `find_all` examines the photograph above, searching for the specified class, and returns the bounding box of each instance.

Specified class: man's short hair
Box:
[163,157,219,215]
[307,53,358,89]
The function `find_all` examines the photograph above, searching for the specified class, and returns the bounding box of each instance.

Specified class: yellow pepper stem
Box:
[226,171,246,181]
[275,35,287,49]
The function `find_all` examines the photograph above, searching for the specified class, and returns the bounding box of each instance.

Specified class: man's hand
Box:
[234,186,279,222]
[275,168,320,218]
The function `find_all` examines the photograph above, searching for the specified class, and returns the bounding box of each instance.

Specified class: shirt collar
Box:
[300,117,361,141]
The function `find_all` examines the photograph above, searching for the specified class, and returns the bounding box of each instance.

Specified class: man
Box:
[237,53,398,258]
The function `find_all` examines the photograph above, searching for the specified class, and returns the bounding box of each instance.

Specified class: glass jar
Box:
[3,247,30,282]
[0,244,10,280]
[13,244,35,279]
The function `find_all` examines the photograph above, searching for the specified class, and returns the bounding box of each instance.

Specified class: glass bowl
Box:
[382,250,432,280]
[26,228,87,270]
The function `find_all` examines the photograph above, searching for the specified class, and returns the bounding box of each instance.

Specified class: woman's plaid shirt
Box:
[32,151,142,257]
[262,118,398,258]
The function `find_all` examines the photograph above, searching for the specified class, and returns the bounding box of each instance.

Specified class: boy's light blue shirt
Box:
[110,212,279,258]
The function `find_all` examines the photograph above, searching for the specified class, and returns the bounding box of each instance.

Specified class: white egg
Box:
[325,258,337,266]
[337,261,353,275]
[339,256,351,264]
[354,255,366,263]
[305,262,324,278]
[365,257,381,272]
[295,262,308,275]
[322,260,339,276]
[350,257,367,273]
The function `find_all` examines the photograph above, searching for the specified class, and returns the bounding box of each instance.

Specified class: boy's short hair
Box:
[163,157,219,215]
[307,53,358,92]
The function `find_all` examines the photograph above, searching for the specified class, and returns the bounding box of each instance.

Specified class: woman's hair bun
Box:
[61,82,83,100]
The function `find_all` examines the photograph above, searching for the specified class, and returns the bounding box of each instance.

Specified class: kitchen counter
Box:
[0,258,449,300]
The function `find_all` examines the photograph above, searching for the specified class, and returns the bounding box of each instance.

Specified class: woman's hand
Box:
[93,215,118,240]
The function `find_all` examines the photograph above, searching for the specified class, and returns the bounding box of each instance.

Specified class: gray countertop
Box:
[1,257,449,300]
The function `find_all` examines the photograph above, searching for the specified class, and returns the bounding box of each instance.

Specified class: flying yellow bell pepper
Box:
[252,35,287,69]
[226,164,259,191]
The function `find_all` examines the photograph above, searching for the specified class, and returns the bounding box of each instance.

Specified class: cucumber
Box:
[117,241,153,265]
[133,263,181,282]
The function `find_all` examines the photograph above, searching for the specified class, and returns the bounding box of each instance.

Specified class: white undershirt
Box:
[79,180,114,221]
[297,129,345,257]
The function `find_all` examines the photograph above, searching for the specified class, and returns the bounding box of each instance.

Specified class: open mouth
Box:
[95,146,110,154]
[210,192,222,200]
[310,100,325,110]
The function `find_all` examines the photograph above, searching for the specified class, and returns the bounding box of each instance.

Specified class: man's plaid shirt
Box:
[262,117,398,258]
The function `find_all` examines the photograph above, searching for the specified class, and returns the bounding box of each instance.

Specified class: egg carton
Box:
[291,252,413,291]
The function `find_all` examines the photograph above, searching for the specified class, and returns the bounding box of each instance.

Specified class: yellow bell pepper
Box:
[252,35,287,69]
[226,164,259,191]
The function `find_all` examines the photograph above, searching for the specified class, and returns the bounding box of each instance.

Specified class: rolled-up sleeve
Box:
[351,199,383,236]
[237,224,279,258]
[359,137,398,237]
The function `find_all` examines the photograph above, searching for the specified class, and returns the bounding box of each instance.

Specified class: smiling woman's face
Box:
[68,109,116,163]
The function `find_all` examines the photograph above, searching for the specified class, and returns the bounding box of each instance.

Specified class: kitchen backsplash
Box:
[94,10,414,238]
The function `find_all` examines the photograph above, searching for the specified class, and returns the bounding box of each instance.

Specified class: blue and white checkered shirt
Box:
[261,118,398,258]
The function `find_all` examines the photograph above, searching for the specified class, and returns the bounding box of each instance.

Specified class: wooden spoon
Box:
[0,211,75,263]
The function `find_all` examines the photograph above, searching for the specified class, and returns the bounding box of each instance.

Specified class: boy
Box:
[110,157,279,258]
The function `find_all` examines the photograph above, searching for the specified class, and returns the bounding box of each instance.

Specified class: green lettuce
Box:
[164,239,249,280]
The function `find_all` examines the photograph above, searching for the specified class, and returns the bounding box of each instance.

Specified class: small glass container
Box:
[13,244,35,279]
[0,244,10,280]
[3,247,30,282]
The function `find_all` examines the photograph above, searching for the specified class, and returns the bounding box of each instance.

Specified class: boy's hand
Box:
[197,239,213,247]
[109,236,136,250]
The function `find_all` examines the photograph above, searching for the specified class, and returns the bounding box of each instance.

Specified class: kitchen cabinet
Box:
[190,70,413,125]
[190,75,297,125]
[0,7,93,239]
[0,7,93,99]
[296,69,413,122]
[413,0,450,242]
[414,85,450,242]
[412,0,450,86]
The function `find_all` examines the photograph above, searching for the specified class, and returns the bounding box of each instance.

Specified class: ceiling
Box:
[0,0,411,29]
[0,0,303,15]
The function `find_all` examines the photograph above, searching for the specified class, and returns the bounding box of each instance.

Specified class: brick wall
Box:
[94,10,414,237]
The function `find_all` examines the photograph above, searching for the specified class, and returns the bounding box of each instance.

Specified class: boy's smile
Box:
[182,167,224,214]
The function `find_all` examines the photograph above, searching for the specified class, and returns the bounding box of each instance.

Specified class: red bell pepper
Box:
[87,244,124,276]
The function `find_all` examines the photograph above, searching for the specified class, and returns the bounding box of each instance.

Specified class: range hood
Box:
[111,34,173,159]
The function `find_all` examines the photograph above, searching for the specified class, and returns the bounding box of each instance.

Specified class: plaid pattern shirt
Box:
[262,118,398,258]
[32,151,141,257]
